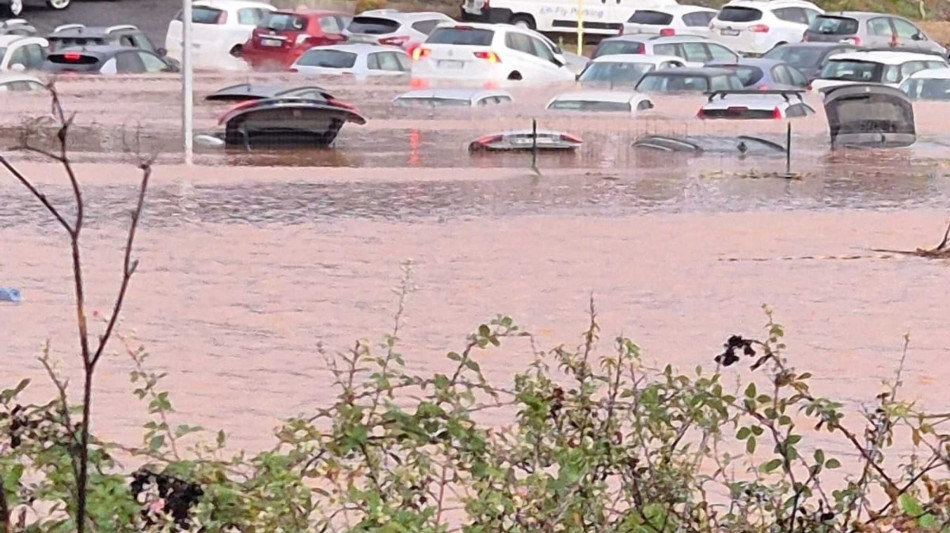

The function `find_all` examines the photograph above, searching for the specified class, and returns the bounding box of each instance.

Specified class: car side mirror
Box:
[157,47,167,57]
[913,32,924,41]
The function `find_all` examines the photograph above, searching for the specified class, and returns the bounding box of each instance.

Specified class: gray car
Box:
[591,35,738,66]
[804,12,946,56]
[707,58,808,90]
[762,42,858,81]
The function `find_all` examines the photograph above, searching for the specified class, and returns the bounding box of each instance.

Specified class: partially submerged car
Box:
[392,88,512,107]
[210,83,365,148]
[241,10,351,70]
[811,50,948,91]
[698,89,814,119]
[547,90,654,113]
[48,24,157,54]
[164,0,276,70]
[469,130,582,152]
[822,84,915,148]
[343,9,453,49]
[900,68,950,101]
[0,35,48,72]
[42,45,178,74]
[762,42,857,81]
[592,34,738,65]
[291,44,410,79]
[577,54,685,88]
[706,58,808,90]
[635,67,743,94]
[633,134,786,155]
[0,72,45,91]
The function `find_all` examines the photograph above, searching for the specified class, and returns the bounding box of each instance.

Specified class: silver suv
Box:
[804,12,946,56]
[592,35,738,67]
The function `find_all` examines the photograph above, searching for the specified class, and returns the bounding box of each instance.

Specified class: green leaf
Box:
[736,427,750,440]
[478,324,490,338]
[447,352,462,362]
[825,458,841,469]
[745,383,757,399]
[900,494,935,527]
[761,459,783,473]
[814,449,825,465]
[148,435,165,452]
[746,436,757,454]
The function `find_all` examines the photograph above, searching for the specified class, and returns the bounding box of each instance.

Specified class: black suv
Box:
[47,24,162,55]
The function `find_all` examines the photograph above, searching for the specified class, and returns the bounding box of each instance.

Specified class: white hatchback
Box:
[709,0,823,55]
[411,23,575,85]
[621,5,718,39]
[812,50,948,91]
[291,44,410,80]
[165,0,275,70]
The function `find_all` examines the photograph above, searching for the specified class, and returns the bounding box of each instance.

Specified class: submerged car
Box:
[343,9,453,49]
[392,88,513,107]
[0,72,45,91]
[47,24,157,54]
[577,54,685,88]
[812,50,948,91]
[42,45,178,74]
[635,67,743,93]
[469,130,582,151]
[762,42,857,81]
[706,58,808,90]
[0,35,48,72]
[291,44,410,79]
[205,83,334,102]
[901,68,950,101]
[620,6,718,39]
[698,90,814,119]
[218,94,365,148]
[547,90,654,113]
[592,34,738,66]
[822,84,915,148]
[0,19,37,36]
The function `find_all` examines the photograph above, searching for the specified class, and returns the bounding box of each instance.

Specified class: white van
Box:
[461,0,678,35]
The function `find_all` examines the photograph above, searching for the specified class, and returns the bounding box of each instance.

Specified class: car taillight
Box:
[473,50,500,63]
[64,52,82,62]
[697,108,705,118]
[773,106,782,119]
[758,85,769,91]
[379,35,410,47]
[473,134,503,146]
[750,24,770,33]
[843,36,861,46]
[412,47,431,60]
[635,43,645,54]
[659,28,675,36]
[559,133,582,144]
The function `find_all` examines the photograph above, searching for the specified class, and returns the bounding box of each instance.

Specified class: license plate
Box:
[261,38,282,47]
[720,28,740,36]
[437,60,464,69]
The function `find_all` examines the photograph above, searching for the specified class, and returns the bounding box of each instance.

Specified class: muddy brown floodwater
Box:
[2,75,950,452]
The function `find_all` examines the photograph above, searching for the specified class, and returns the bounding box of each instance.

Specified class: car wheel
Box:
[46,0,70,10]
[510,15,536,30]
[3,0,23,16]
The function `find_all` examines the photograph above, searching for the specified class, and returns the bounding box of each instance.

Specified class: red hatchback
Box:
[242,10,350,70]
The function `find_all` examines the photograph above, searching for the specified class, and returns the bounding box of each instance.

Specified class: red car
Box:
[241,10,350,70]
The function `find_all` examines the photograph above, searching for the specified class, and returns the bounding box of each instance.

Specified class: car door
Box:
[526,33,572,81]
[368,51,410,77]
[115,51,146,74]
[890,17,934,52]
[865,17,896,47]
[705,43,738,63]
[681,42,710,65]
[138,51,170,73]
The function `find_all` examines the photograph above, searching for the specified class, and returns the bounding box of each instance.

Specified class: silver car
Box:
[291,44,410,80]
[343,9,453,49]
[804,12,946,56]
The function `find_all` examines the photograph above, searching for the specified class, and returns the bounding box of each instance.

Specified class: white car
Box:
[0,35,48,72]
[547,90,654,113]
[165,0,275,70]
[900,68,950,101]
[812,50,949,91]
[709,0,823,55]
[411,22,576,84]
[393,88,513,107]
[577,54,685,87]
[0,72,44,91]
[621,5,718,39]
[698,91,814,119]
[343,9,453,49]
[291,43,410,80]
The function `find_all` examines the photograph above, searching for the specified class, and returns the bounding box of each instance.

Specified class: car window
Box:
[118,35,135,47]
[867,17,893,37]
[496,95,511,103]
[652,43,679,57]
[681,42,709,63]
[238,8,265,26]
[296,49,357,68]
[717,7,762,22]
[187,7,224,24]
[771,65,791,85]
[787,66,807,86]
[578,61,653,84]
[808,16,859,35]
[732,66,762,86]
[100,57,117,74]
[903,78,950,100]
[138,51,167,72]
[319,16,342,33]
[764,45,823,69]
[709,75,732,91]
[773,8,808,24]
[803,9,821,24]
[411,19,441,35]
[115,51,145,73]
[427,27,493,45]
[707,44,737,61]
[505,32,533,55]
[882,65,899,83]
[527,35,555,62]
[370,52,406,71]
[821,60,883,81]
[394,52,410,70]
[593,39,645,58]
[660,60,682,69]
[637,74,709,92]
[25,44,44,68]
[7,45,27,68]
[892,18,923,39]
[347,16,400,34]
[926,60,947,69]
[628,10,674,25]
[786,104,807,117]
[10,80,44,91]
[901,60,928,78]
[132,34,154,52]
[683,11,715,27]
[260,13,309,31]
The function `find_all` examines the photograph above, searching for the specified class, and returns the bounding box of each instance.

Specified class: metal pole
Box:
[532,118,538,170]
[576,0,583,55]
[182,0,194,165]
[785,123,791,174]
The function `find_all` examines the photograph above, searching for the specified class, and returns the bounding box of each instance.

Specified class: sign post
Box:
[576,0,583,55]
[182,0,194,165]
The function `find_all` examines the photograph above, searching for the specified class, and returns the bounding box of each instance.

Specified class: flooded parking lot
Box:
[3,75,950,450]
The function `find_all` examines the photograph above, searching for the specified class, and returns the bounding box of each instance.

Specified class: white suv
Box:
[411,23,575,84]
[165,0,275,70]
[343,9,454,49]
[709,0,823,55]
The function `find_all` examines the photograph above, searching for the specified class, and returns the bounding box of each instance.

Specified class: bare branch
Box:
[0,156,72,233]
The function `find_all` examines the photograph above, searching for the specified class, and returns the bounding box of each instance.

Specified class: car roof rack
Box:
[1,19,29,27]
[53,23,85,33]
[705,89,806,103]
[106,25,138,33]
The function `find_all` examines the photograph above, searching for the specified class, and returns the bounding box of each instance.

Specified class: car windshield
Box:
[296,50,357,68]
[549,100,632,112]
[637,74,709,92]
[628,10,674,25]
[260,13,308,31]
[733,65,763,86]
[394,97,471,107]
[820,60,883,82]
[808,16,859,35]
[717,7,762,22]
[579,62,653,85]
[426,27,493,45]
[763,46,825,69]
[592,40,645,59]
[833,98,908,132]
[190,7,225,24]
[901,78,950,100]
[347,16,400,34]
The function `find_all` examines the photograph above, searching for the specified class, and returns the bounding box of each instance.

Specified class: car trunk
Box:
[823,84,915,148]
[346,16,402,45]
[44,51,103,73]
[419,27,496,77]
[623,10,674,36]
